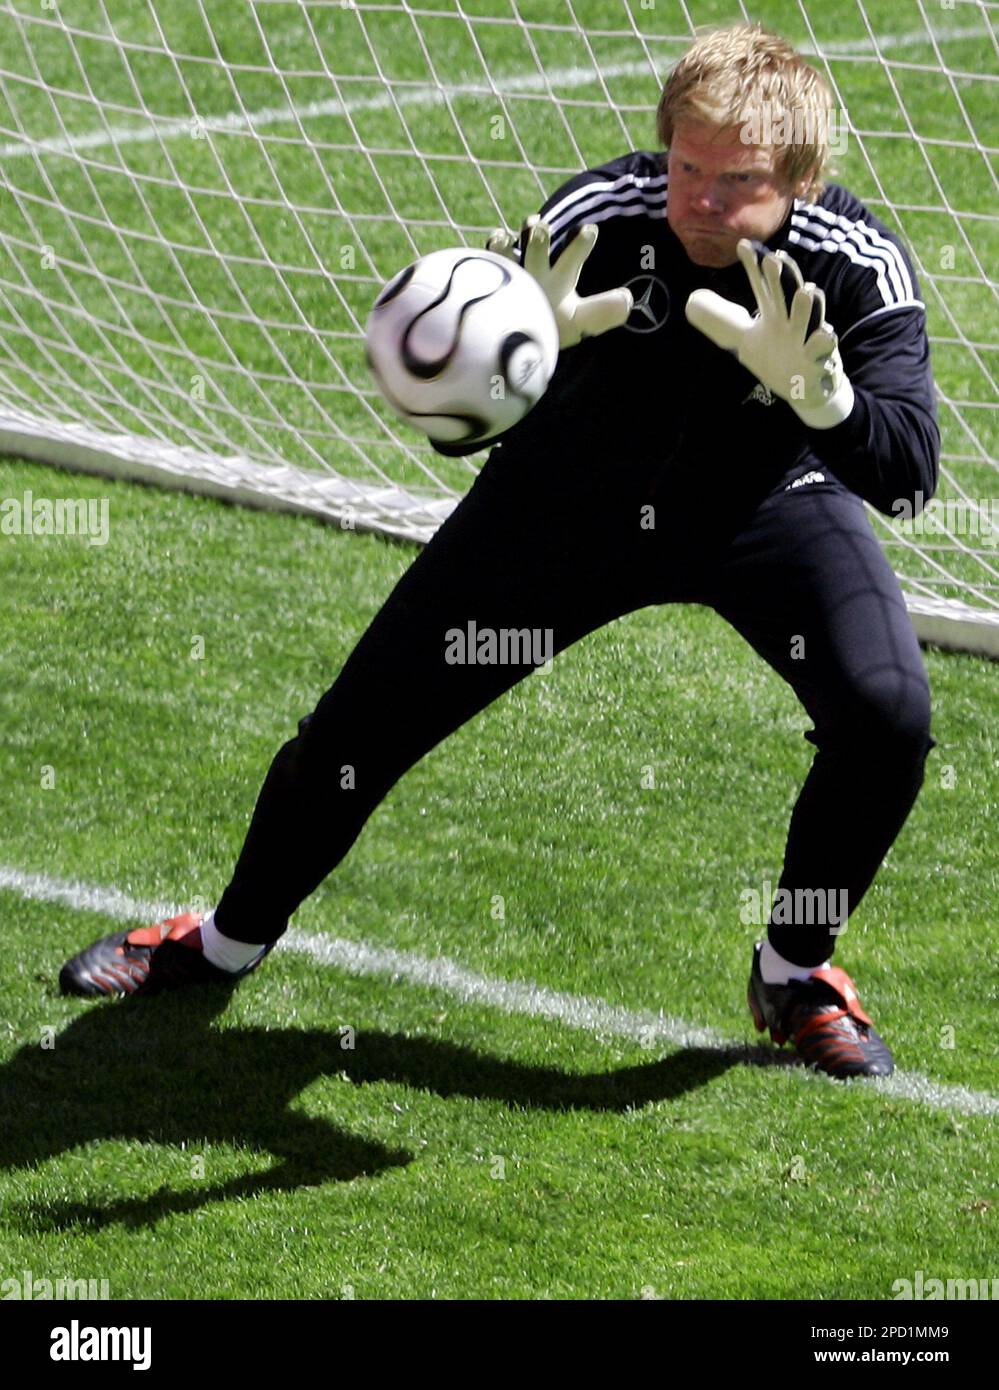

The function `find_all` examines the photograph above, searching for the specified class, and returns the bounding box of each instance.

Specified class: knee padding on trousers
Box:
[805,668,934,761]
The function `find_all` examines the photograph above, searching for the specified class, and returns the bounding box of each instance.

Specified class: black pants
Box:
[215,451,934,966]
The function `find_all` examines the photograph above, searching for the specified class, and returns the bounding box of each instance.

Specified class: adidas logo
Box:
[743,381,775,407]
[785,470,826,490]
[514,355,539,386]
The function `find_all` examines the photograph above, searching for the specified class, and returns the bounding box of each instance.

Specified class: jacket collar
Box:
[766,196,800,251]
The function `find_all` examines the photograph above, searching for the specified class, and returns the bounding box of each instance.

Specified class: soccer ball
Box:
[365,247,559,446]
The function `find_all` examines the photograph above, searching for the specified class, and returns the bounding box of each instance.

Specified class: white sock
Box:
[760,940,830,986]
[199,909,266,973]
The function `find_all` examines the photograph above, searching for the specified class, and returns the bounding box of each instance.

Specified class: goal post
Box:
[0,0,995,653]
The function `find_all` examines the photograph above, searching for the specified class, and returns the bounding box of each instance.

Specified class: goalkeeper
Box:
[61,24,939,1081]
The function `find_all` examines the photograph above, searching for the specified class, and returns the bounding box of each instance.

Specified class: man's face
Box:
[666,119,802,268]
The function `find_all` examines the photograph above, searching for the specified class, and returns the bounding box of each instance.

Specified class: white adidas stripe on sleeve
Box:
[546,171,668,256]
[790,202,918,306]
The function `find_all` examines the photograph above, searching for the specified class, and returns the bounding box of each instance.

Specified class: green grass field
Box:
[0,455,995,1300]
[0,0,996,1302]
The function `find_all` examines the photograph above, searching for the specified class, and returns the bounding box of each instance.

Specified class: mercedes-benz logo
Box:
[623,274,670,333]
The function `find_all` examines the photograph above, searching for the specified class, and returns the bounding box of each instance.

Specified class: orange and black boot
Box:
[59,913,272,998]
[748,941,894,1078]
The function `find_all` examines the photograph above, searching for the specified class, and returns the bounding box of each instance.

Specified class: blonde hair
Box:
[656,23,835,201]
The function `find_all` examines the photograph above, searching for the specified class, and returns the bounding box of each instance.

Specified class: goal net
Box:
[0,0,995,653]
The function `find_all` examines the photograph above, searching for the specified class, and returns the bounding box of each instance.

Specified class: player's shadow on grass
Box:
[2,985,742,1230]
[1,985,414,1231]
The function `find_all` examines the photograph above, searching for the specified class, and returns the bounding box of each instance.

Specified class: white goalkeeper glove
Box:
[486,214,633,349]
[685,238,855,430]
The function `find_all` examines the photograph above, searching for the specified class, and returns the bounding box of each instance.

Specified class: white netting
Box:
[0,0,995,647]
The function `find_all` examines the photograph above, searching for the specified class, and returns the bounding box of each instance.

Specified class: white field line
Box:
[0,24,987,162]
[2,862,996,1119]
